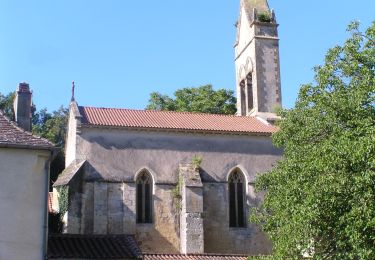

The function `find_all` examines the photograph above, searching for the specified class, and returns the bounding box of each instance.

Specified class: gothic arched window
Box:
[228,169,246,227]
[136,170,153,223]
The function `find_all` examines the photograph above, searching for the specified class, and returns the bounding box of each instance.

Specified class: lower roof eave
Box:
[0,143,55,151]
[79,124,275,137]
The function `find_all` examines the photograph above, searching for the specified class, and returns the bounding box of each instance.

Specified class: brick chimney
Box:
[13,82,32,131]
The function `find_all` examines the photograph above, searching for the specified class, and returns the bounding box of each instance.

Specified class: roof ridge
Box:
[79,105,251,119]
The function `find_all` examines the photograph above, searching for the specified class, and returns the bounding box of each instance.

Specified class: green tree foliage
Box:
[0,92,15,120]
[32,106,68,190]
[251,22,375,259]
[32,106,68,147]
[146,84,237,115]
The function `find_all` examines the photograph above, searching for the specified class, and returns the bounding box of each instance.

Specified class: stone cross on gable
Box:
[71,81,75,102]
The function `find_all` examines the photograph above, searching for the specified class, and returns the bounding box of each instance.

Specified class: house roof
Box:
[47,234,142,259]
[0,111,54,150]
[53,160,86,187]
[78,106,277,135]
[144,254,248,260]
[48,192,55,213]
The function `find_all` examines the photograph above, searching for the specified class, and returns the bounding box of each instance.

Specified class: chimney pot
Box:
[17,82,30,92]
[13,82,32,131]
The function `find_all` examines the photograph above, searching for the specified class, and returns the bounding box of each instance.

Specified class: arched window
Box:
[136,170,153,223]
[229,169,246,227]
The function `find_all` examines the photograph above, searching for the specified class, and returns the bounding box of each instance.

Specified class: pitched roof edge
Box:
[0,143,55,151]
[70,100,82,119]
[0,110,55,150]
[53,160,86,187]
[79,124,275,136]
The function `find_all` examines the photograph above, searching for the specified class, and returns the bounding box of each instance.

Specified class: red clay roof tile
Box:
[0,111,54,149]
[79,106,277,135]
[144,254,248,260]
[48,192,54,213]
[48,234,141,259]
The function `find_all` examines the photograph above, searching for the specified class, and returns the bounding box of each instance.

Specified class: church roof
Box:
[0,110,54,150]
[78,106,278,135]
[53,160,86,187]
[144,254,248,260]
[47,234,141,259]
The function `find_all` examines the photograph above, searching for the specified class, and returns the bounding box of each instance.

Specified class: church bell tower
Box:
[234,0,282,120]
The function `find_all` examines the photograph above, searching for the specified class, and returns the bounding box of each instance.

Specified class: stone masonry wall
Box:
[179,164,204,254]
[74,181,179,253]
[68,128,281,254]
[136,184,179,253]
[203,182,272,255]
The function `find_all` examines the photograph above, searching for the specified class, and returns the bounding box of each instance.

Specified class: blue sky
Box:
[0,0,374,112]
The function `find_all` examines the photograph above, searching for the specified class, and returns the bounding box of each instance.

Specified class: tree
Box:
[0,92,15,120]
[146,84,237,115]
[251,22,375,259]
[32,106,68,147]
[32,106,68,190]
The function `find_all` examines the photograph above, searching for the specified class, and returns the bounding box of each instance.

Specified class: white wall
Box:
[0,148,50,260]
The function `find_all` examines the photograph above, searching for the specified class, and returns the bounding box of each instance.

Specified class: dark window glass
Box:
[240,80,246,115]
[229,182,236,227]
[228,170,246,227]
[136,171,153,223]
[246,73,253,111]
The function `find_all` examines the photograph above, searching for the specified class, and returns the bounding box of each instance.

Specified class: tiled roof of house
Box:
[48,192,54,213]
[78,106,277,135]
[144,254,248,260]
[48,234,142,259]
[0,111,54,149]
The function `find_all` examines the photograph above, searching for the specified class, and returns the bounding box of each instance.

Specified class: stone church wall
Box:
[67,181,180,253]
[66,127,281,254]
[203,183,271,254]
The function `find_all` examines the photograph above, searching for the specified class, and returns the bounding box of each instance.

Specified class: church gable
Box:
[235,4,253,58]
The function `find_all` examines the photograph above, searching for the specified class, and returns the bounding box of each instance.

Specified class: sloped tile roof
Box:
[48,234,142,259]
[0,111,54,149]
[78,106,277,135]
[144,254,248,260]
[48,192,55,213]
[53,160,86,187]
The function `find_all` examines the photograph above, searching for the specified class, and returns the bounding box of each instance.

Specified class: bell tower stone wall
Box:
[234,0,282,120]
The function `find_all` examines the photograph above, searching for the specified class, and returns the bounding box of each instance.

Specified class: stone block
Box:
[93,182,108,234]
[108,183,123,234]
[185,187,203,213]
[81,182,94,234]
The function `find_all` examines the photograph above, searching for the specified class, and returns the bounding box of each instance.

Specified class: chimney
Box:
[13,82,32,131]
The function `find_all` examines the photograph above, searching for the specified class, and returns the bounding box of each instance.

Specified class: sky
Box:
[0,0,374,112]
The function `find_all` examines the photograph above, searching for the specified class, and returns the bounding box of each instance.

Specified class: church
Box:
[53,0,283,256]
